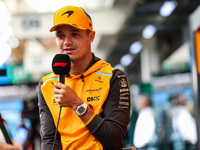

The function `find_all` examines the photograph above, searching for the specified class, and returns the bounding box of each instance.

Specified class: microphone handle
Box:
[59,75,65,84]
[52,74,66,150]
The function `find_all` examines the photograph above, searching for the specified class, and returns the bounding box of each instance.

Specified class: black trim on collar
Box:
[85,53,101,71]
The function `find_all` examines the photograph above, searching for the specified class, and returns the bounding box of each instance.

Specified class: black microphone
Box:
[52,54,71,83]
[51,54,71,150]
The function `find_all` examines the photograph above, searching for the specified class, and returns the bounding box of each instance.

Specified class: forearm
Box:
[86,69,130,149]
[39,102,62,149]
[38,80,62,150]
[86,115,126,149]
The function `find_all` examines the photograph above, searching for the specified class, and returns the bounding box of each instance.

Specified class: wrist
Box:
[71,97,83,111]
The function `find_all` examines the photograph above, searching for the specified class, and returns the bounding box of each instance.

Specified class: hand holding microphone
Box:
[52,54,72,106]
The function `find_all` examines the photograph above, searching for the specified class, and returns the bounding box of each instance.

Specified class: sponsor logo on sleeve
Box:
[120,96,129,100]
[119,101,129,106]
[119,78,127,88]
[117,74,126,78]
[120,92,129,96]
[120,88,129,92]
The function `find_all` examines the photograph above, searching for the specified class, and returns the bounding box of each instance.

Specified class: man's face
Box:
[54,25,95,62]
[136,96,147,111]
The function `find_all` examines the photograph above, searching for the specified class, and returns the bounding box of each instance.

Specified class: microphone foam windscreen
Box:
[52,54,71,75]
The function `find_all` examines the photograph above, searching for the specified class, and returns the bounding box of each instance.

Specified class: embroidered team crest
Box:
[119,78,127,88]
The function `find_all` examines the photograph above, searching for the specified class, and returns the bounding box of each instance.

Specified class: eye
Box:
[71,32,79,37]
[56,34,65,39]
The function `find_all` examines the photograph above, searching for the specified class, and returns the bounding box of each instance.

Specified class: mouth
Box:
[63,48,75,54]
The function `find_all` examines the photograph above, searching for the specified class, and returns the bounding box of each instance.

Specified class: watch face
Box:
[78,106,85,113]
[76,103,87,115]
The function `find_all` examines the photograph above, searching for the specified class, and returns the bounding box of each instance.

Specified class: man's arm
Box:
[86,69,130,149]
[38,80,62,150]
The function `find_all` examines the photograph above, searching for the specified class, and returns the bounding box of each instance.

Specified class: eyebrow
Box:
[55,31,63,35]
[55,29,80,35]
[70,29,80,32]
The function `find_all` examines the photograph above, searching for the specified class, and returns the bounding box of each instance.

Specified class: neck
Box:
[70,53,93,76]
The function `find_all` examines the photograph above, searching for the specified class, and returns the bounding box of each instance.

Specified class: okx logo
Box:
[87,96,100,102]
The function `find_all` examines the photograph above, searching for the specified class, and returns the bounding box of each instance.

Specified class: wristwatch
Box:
[75,102,87,116]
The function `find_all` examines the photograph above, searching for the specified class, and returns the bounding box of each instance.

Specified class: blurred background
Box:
[0,0,200,149]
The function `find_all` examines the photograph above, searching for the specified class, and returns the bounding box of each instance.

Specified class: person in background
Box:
[0,143,20,150]
[133,94,157,149]
[168,94,197,150]
[38,5,130,150]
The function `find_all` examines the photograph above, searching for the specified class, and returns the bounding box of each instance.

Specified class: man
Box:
[38,5,130,150]
[133,94,157,149]
[168,94,197,150]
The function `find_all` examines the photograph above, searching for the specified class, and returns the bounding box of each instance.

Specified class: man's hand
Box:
[53,82,95,124]
[53,82,83,110]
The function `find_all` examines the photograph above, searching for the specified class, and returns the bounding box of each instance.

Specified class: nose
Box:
[64,35,73,46]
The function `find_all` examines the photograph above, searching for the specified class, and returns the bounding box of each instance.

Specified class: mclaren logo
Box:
[86,88,102,93]
[61,10,74,17]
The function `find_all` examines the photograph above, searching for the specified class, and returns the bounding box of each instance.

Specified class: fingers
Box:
[53,82,66,94]
[53,83,79,108]
[55,98,62,105]
[54,93,62,105]
[54,88,60,94]
[53,83,66,105]
[54,82,64,89]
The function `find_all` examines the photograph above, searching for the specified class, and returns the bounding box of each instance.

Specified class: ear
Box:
[89,31,95,43]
